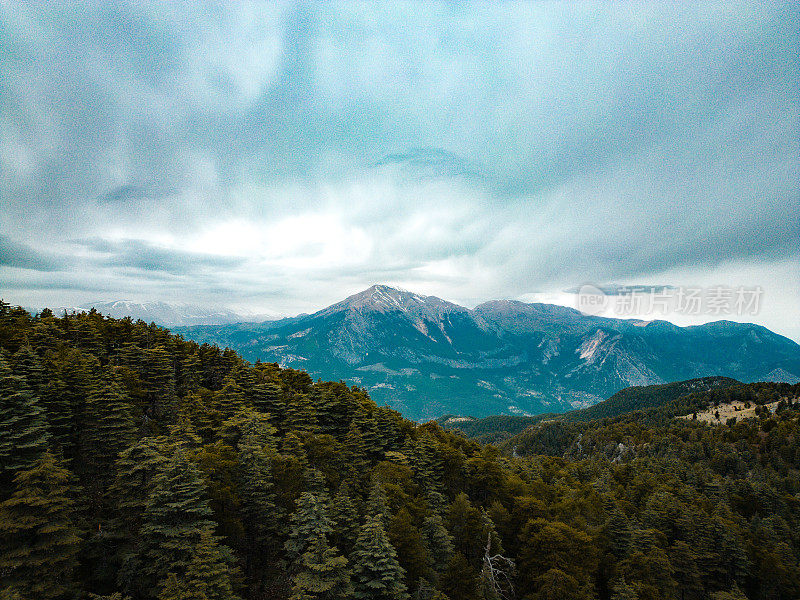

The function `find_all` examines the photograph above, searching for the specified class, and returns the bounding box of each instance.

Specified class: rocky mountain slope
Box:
[176,285,800,419]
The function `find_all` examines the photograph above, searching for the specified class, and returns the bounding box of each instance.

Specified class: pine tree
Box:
[129,449,219,598]
[214,377,247,419]
[421,512,455,575]
[0,354,50,487]
[610,576,638,600]
[439,552,479,600]
[605,507,632,558]
[352,407,382,459]
[39,375,72,453]
[289,531,352,600]
[388,507,432,592]
[375,407,403,453]
[0,452,81,599]
[0,588,27,600]
[410,435,444,494]
[286,392,318,434]
[178,351,203,397]
[286,491,334,566]
[58,349,99,458]
[249,382,285,424]
[311,385,352,437]
[329,481,361,556]
[669,540,703,600]
[238,422,284,590]
[232,365,257,395]
[532,568,586,600]
[343,425,369,480]
[140,347,176,418]
[350,515,410,600]
[366,480,390,524]
[168,414,204,451]
[446,493,501,566]
[221,406,277,450]
[80,371,136,480]
[156,574,192,600]
[304,467,328,495]
[110,437,170,533]
[157,529,239,600]
[281,431,308,462]
[12,346,45,397]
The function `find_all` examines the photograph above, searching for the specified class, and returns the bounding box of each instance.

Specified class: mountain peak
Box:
[317,284,467,319]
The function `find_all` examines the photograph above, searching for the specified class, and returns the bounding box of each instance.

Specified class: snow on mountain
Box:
[48,300,275,327]
[173,284,800,420]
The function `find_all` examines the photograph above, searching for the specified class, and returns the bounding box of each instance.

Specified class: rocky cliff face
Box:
[177,285,800,420]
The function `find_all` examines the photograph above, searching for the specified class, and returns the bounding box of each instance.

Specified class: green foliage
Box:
[0,305,799,600]
[289,532,351,600]
[350,516,410,600]
[130,449,222,598]
[158,530,240,600]
[0,452,81,599]
[79,370,137,480]
[285,491,333,566]
[0,354,50,483]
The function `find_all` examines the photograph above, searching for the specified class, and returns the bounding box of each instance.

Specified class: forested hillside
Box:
[441,377,742,444]
[1,302,799,600]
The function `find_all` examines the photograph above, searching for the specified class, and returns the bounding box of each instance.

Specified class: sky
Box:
[1,1,799,340]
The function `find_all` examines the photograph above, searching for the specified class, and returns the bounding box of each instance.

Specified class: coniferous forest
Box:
[1,302,799,600]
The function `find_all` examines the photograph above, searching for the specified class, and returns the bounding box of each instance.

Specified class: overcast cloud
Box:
[1,1,798,339]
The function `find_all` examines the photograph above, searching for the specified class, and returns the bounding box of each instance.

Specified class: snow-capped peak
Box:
[317,284,467,321]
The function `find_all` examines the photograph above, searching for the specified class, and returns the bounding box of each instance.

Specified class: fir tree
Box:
[129,449,219,598]
[285,392,318,434]
[0,452,81,600]
[140,347,176,418]
[157,530,240,600]
[286,491,334,566]
[610,576,638,600]
[214,377,247,419]
[289,531,352,600]
[0,354,50,486]
[11,346,45,397]
[350,515,410,600]
[329,481,361,556]
[249,382,285,425]
[366,480,390,524]
[421,512,455,575]
[80,371,136,480]
[388,507,432,592]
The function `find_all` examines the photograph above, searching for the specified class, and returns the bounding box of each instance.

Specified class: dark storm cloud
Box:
[0,1,798,338]
[74,239,247,275]
[0,236,67,272]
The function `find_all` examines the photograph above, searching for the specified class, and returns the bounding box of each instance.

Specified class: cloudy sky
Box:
[1,2,798,339]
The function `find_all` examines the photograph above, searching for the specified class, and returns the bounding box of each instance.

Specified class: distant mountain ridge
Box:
[174,284,800,420]
[43,300,273,327]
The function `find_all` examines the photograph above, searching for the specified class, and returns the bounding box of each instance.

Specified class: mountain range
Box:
[174,285,800,420]
[41,300,274,327]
